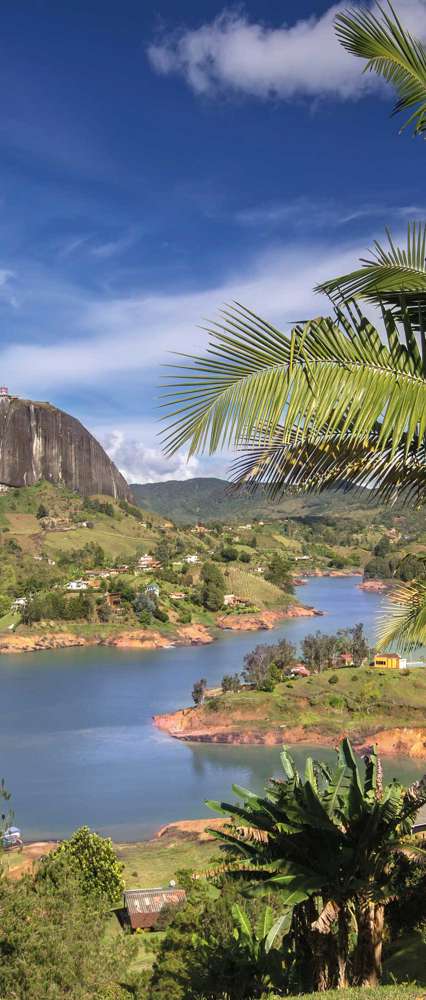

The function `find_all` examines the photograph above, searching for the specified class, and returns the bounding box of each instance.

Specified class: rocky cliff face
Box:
[0,396,131,499]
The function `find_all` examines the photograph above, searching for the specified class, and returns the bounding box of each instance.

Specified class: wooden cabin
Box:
[123,887,186,930]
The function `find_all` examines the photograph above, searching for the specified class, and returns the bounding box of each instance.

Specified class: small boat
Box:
[2,826,23,850]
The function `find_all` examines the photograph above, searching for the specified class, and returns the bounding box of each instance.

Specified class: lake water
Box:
[0,577,424,841]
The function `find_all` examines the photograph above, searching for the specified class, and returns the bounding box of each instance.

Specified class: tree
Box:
[349,622,370,667]
[207,739,426,991]
[221,673,242,694]
[42,826,124,906]
[160,4,426,652]
[192,677,207,705]
[241,638,296,691]
[374,536,391,558]
[200,561,225,611]
[36,503,49,519]
[0,868,133,1000]
[155,540,170,566]
[97,599,111,622]
[302,631,339,673]
[220,545,238,562]
[242,644,276,690]
[264,553,294,593]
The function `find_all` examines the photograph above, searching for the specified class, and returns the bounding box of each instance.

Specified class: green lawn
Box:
[383,931,426,987]
[0,612,20,633]
[277,989,421,1000]
[116,830,218,889]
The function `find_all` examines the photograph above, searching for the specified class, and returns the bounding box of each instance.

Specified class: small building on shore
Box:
[374,652,407,670]
[123,886,186,930]
[289,664,310,678]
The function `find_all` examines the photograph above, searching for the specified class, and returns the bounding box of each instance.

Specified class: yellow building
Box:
[374,653,406,670]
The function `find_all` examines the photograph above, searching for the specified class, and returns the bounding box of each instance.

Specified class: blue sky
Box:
[0,0,425,482]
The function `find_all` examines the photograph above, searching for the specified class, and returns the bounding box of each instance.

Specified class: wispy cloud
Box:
[0,234,381,396]
[91,231,138,259]
[147,1,426,102]
[234,197,426,230]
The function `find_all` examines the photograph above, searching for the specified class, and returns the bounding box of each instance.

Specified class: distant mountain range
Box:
[130,477,383,524]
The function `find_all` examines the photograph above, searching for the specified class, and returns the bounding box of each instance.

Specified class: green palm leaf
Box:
[317,225,426,344]
[161,302,426,505]
[335,1,426,136]
[229,428,426,506]
[377,581,426,651]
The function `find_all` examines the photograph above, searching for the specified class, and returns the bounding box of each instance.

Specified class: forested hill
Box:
[131,477,386,525]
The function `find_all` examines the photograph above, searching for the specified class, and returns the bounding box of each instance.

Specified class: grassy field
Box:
[224,564,289,608]
[277,989,421,1000]
[0,612,20,632]
[117,830,218,888]
[186,665,426,743]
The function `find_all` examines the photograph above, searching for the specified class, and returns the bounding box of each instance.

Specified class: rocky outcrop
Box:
[365,728,426,759]
[0,396,131,499]
[216,605,321,631]
[0,623,214,656]
[153,708,327,745]
[358,579,389,592]
[0,632,93,654]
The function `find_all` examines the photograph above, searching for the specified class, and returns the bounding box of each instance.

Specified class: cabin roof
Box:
[124,887,186,929]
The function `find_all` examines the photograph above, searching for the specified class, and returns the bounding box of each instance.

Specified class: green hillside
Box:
[131,477,400,525]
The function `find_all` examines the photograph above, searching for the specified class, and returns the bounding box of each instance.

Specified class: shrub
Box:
[154,608,169,623]
[178,609,192,624]
[328,674,339,685]
[328,694,344,708]
[40,826,124,906]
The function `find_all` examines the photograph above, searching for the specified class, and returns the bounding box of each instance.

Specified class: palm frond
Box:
[377,581,426,652]
[317,225,426,343]
[161,303,426,494]
[229,429,426,506]
[335,1,426,136]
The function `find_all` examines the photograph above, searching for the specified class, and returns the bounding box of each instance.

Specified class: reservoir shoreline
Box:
[0,603,320,656]
[3,576,421,842]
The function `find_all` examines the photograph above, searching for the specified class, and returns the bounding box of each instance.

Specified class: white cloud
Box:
[100,429,201,483]
[234,197,426,229]
[147,1,426,101]
[0,236,372,395]
[0,233,385,396]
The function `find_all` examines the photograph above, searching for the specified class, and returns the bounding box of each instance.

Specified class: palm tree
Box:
[335,0,426,137]
[162,3,426,650]
[206,739,426,991]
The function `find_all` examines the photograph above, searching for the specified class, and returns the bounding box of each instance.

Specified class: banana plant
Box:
[206,738,426,990]
[191,901,288,997]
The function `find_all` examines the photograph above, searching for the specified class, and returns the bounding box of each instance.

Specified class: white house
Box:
[11,597,28,611]
[137,554,160,571]
[66,580,88,592]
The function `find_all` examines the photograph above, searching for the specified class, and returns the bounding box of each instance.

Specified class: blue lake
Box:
[0,577,424,841]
